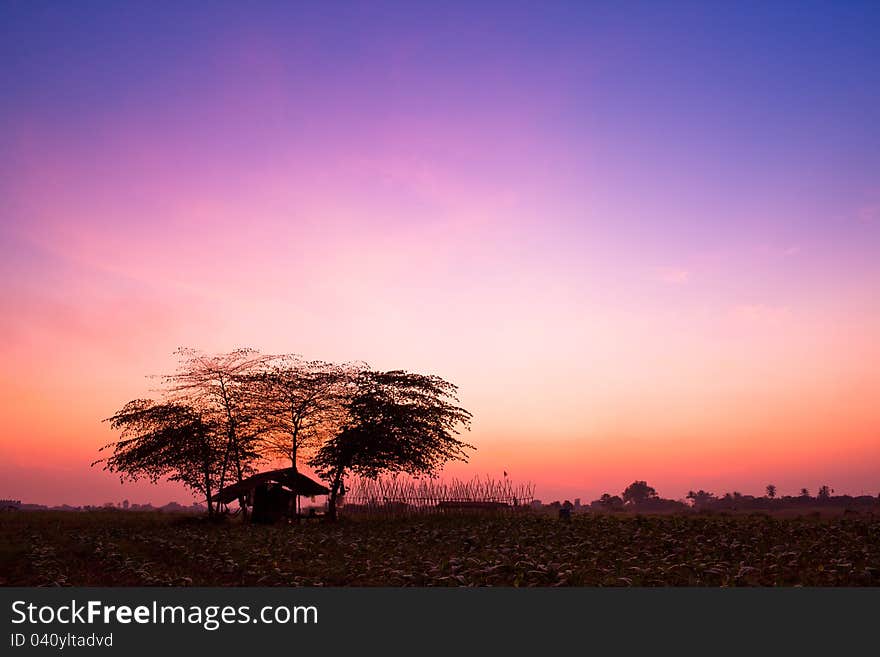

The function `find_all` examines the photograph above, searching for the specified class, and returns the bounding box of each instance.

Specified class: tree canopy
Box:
[163,348,270,491]
[622,480,658,506]
[248,356,360,471]
[309,369,474,520]
[96,399,225,516]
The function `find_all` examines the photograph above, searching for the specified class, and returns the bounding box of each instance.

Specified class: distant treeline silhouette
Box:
[542,481,880,513]
[2,501,205,513]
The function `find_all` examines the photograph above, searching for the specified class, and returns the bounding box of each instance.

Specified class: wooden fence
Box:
[341,475,535,516]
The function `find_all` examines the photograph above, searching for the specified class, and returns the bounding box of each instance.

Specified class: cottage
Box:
[211,468,330,523]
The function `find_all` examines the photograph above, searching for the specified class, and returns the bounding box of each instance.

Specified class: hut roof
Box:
[212,468,330,504]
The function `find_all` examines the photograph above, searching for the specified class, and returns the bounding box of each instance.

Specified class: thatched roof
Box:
[212,468,330,504]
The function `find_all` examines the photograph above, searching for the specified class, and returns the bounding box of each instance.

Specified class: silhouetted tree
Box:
[164,348,270,501]
[687,489,716,509]
[597,493,624,510]
[249,356,359,471]
[622,480,658,506]
[309,370,473,520]
[817,485,832,500]
[765,484,777,499]
[96,400,224,516]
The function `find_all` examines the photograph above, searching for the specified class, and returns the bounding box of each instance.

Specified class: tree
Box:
[309,370,473,520]
[686,489,716,509]
[765,484,777,499]
[622,481,658,507]
[163,348,269,500]
[95,400,224,516]
[250,356,358,471]
[597,493,623,510]
[817,485,832,500]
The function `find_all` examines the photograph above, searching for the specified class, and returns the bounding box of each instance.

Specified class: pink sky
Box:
[2,3,879,505]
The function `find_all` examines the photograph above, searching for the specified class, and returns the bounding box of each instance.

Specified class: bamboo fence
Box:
[341,474,535,516]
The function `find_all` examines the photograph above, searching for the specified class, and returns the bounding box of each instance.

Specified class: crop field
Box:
[2,510,879,587]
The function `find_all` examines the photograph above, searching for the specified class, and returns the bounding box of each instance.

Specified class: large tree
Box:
[309,370,473,520]
[95,400,224,516]
[249,356,358,471]
[622,480,658,507]
[163,348,269,498]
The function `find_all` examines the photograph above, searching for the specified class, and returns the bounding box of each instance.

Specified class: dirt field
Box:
[2,510,878,586]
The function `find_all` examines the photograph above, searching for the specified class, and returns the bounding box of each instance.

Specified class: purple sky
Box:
[2,2,879,504]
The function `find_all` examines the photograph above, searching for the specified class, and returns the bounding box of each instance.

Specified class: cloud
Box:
[755,244,801,257]
[857,203,879,225]
[655,267,690,285]
[730,304,791,326]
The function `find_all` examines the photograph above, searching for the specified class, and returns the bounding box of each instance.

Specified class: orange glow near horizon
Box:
[2,3,879,506]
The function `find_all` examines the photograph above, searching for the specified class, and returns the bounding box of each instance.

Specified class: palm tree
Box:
[765,484,777,499]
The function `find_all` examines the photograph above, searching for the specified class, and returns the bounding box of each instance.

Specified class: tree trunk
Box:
[219,378,247,518]
[204,466,214,518]
[327,467,344,522]
[218,442,230,496]
[293,453,301,521]
[228,429,248,519]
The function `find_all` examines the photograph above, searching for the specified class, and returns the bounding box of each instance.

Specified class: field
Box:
[2,510,879,586]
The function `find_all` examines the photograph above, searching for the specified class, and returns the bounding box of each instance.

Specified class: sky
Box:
[2,1,879,506]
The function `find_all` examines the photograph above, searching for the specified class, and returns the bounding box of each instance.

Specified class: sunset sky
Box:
[2,2,879,506]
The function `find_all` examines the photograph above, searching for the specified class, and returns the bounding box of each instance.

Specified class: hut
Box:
[211,468,330,523]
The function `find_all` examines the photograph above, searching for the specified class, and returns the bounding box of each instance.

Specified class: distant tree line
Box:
[94,349,473,520]
[546,481,879,513]
[678,484,877,512]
